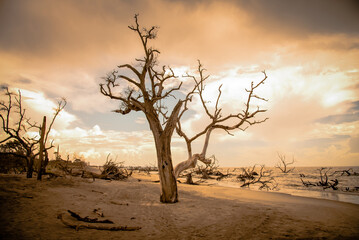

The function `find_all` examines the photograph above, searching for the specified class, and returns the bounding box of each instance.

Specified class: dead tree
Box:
[237,165,277,190]
[100,15,203,203]
[0,87,66,178]
[100,15,268,202]
[0,139,27,173]
[275,153,295,173]
[174,61,268,178]
[37,116,46,180]
[317,167,339,190]
[300,167,339,190]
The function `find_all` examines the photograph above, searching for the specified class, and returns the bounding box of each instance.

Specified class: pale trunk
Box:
[26,154,34,178]
[145,101,182,203]
[154,136,178,203]
[37,116,46,180]
[147,115,179,203]
[174,128,213,179]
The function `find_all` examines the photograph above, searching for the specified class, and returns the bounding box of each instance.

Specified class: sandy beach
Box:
[1,173,358,240]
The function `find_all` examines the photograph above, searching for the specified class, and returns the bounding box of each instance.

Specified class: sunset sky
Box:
[0,0,358,167]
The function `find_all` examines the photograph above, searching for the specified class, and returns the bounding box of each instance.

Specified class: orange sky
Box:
[1,0,359,167]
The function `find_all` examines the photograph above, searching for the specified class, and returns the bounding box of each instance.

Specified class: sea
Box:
[196,166,359,205]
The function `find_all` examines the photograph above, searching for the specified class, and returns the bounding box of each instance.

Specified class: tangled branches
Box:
[100,156,132,180]
[237,165,278,190]
[300,167,339,190]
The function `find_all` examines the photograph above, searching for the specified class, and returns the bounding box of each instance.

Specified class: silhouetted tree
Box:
[0,139,26,173]
[0,87,66,178]
[100,15,268,203]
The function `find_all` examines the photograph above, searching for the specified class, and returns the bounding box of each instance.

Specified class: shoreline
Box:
[1,173,359,239]
[213,180,359,205]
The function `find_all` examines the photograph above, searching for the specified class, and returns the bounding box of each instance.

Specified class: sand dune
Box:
[1,173,358,239]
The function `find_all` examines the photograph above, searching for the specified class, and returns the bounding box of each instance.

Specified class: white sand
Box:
[1,173,358,239]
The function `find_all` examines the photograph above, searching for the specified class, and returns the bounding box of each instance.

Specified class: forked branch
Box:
[174,62,268,178]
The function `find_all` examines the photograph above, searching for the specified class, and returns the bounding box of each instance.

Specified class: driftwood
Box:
[67,210,113,224]
[300,168,339,190]
[332,168,359,176]
[58,211,141,231]
[275,153,295,173]
[237,165,277,190]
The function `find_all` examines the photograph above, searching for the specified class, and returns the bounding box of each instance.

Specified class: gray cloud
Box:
[236,0,359,35]
[1,0,358,62]
[349,136,359,153]
[15,78,32,84]
[317,101,359,124]
[0,0,136,57]
[298,134,350,150]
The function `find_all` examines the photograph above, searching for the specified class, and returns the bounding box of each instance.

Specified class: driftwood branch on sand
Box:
[67,210,113,224]
[57,210,141,231]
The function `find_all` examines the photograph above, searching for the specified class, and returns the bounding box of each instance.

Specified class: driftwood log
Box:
[67,210,113,224]
[58,211,141,231]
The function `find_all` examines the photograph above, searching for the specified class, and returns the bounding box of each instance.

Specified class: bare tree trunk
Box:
[26,156,34,178]
[155,137,178,203]
[147,103,182,203]
[37,116,46,180]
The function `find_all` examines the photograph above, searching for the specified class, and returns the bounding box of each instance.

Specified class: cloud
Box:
[15,78,32,84]
[1,0,359,167]
[47,124,160,165]
[349,136,359,153]
[17,88,77,129]
[317,101,359,124]
[297,135,350,150]
[236,0,359,35]
[135,117,146,124]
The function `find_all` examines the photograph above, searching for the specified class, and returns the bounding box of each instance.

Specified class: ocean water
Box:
[199,166,359,205]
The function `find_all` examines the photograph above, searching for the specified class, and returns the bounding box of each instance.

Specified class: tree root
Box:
[57,211,141,231]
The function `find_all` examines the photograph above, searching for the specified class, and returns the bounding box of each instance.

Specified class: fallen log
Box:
[67,210,113,223]
[57,212,141,231]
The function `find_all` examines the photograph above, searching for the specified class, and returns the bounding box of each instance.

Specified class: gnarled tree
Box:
[0,87,66,178]
[100,15,268,203]
[174,62,268,178]
[100,15,201,203]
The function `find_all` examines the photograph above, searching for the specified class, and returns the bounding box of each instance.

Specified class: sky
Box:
[0,0,358,167]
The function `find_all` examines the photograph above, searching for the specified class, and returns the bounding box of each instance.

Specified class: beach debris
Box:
[110,201,129,206]
[300,178,316,187]
[300,168,339,190]
[194,155,220,179]
[237,165,278,190]
[67,210,113,223]
[48,154,132,181]
[93,208,104,217]
[91,190,104,194]
[332,168,359,177]
[99,154,132,181]
[57,211,141,231]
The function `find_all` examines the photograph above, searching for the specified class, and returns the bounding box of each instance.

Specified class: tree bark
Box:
[37,116,46,180]
[146,102,182,203]
[26,156,34,178]
[174,128,213,179]
[155,137,178,203]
